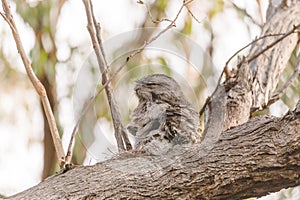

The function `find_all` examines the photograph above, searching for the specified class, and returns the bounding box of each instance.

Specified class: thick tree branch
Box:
[8,102,300,200]
[1,0,65,165]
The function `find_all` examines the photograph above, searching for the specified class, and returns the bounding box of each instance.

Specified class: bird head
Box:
[134,74,188,105]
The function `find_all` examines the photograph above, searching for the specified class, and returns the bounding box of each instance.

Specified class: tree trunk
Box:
[5,1,300,199]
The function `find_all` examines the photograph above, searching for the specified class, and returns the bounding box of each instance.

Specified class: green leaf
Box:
[208,0,224,19]
[155,0,168,11]
[181,16,193,35]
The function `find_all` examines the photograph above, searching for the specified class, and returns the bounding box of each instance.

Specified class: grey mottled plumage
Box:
[127,74,201,154]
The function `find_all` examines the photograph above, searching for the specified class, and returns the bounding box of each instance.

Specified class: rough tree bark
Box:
[7,104,300,199]
[4,1,300,200]
[201,1,300,164]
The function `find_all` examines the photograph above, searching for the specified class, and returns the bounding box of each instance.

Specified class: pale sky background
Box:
[0,0,297,198]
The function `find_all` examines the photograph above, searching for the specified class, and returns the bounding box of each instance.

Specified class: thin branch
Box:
[127,0,194,57]
[68,62,126,162]
[84,0,127,153]
[185,3,201,24]
[1,0,65,166]
[200,25,300,116]
[137,0,173,24]
[224,33,286,69]
[247,24,300,63]
[268,55,300,105]
[90,2,108,69]
[66,0,131,163]
[68,0,193,160]
[231,2,261,27]
[89,1,132,151]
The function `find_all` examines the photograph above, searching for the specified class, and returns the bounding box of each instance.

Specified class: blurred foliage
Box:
[278,49,300,108]
[181,15,193,35]
[155,0,168,11]
[208,0,224,19]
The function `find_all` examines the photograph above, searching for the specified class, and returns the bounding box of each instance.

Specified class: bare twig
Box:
[268,55,300,105]
[200,25,300,116]
[199,56,244,117]
[231,2,261,27]
[66,0,132,163]
[1,0,65,166]
[89,1,132,151]
[247,24,300,63]
[68,62,127,161]
[128,0,194,57]
[68,0,194,159]
[90,4,108,68]
[138,0,173,24]
[224,33,286,69]
[185,3,201,24]
[82,0,129,153]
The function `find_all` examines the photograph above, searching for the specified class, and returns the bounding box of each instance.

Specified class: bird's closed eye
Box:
[146,82,157,86]
[151,92,158,101]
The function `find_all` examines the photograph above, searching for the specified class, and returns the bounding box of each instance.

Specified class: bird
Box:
[127,74,201,155]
